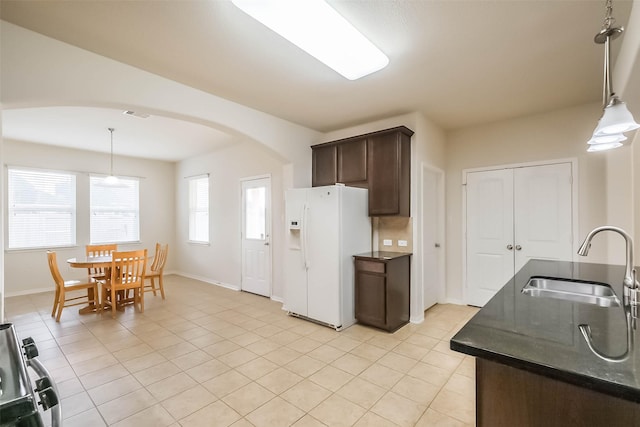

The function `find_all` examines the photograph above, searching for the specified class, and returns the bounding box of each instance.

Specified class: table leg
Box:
[78,287,98,314]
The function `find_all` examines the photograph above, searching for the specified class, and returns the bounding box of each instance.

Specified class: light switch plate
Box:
[383,239,393,246]
[398,240,408,247]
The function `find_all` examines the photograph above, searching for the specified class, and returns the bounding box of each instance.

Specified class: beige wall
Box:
[3,140,176,296]
[445,103,617,303]
[175,139,288,299]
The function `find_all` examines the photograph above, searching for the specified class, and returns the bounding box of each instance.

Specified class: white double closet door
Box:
[466,162,574,307]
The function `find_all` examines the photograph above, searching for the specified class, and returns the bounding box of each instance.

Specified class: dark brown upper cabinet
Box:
[311,144,337,187]
[311,126,413,216]
[367,130,411,216]
[337,138,367,186]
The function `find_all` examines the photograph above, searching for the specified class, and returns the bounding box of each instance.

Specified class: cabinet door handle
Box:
[507,244,514,250]
[515,245,522,251]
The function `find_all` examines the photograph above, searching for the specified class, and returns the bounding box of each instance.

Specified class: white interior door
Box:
[466,169,515,307]
[514,163,573,271]
[422,166,443,311]
[466,163,574,307]
[241,177,271,297]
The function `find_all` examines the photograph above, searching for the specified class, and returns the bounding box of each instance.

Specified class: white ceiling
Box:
[2,107,236,161]
[0,0,636,161]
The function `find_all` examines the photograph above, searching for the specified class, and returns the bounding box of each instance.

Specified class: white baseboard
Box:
[270,295,284,304]
[172,271,240,291]
[5,272,245,298]
[442,297,466,305]
[5,287,52,298]
[410,314,425,324]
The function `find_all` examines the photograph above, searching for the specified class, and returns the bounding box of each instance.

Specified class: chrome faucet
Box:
[577,226,639,303]
[577,226,638,362]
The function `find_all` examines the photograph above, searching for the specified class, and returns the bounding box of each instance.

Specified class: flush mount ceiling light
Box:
[123,110,150,119]
[104,127,118,185]
[587,0,639,152]
[231,0,389,80]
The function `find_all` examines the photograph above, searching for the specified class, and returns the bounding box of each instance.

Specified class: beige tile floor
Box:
[5,275,479,427]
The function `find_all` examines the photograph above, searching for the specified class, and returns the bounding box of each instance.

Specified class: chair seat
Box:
[48,251,100,322]
[63,279,96,288]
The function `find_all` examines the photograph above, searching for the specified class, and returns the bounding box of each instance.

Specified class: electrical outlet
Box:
[398,240,408,247]
[383,239,393,246]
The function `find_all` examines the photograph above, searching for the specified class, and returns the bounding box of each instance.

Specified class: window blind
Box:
[90,176,140,243]
[8,167,76,249]
[188,175,209,243]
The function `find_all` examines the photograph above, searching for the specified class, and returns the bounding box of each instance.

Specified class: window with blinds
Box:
[90,176,140,244]
[188,175,209,243]
[7,167,77,249]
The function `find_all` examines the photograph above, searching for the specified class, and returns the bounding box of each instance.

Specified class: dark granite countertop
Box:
[353,251,412,261]
[451,259,640,402]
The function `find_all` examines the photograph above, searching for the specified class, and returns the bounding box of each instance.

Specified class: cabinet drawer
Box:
[356,260,386,274]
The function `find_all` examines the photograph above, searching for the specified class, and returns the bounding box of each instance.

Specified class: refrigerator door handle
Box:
[302,203,310,270]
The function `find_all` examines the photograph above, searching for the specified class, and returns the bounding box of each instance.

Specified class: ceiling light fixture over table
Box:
[587,0,639,152]
[231,0,389,80]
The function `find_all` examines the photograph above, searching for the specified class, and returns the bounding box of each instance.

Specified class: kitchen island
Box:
[451,259,640,426]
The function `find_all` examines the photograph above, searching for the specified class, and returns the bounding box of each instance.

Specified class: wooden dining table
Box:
[67,254,150,314]
[67,255,113,270]
[66,255,113,314]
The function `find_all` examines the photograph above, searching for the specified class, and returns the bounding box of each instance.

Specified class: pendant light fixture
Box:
[104,127,118,185]
[587,0,639,152]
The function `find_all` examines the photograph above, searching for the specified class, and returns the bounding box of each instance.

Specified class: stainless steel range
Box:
[0,323,61,427]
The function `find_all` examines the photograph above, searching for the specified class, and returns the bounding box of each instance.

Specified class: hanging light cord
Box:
[597,0,623,108]
[108,127,115,177]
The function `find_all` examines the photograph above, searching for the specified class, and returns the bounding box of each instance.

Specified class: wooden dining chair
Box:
[143,243,168,299]
[101,249,147,318]
[86,243,117,280]
[47,251,99,322]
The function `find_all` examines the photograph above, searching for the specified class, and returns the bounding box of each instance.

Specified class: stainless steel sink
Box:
[522,277,621,307]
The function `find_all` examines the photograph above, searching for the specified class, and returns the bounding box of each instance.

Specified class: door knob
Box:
[435,243,441,248]
[515,245,522,251]
[264,242,270,246]
[507,244,514,250]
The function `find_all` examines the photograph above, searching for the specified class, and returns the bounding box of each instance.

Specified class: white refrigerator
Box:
[284,185,371,330]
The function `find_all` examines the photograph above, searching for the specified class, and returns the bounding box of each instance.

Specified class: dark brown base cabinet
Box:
[477,358,640,426]
[311,126,413,216]
[354,252,410,332]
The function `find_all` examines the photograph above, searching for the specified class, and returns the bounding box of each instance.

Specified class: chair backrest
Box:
[86,244,117,257]
[47,251,64,288]
[111,249,147,285]
[86,244,117,276]
[150,243,169,273]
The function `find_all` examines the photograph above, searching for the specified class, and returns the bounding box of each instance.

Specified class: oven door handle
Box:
[28,357,62,427]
